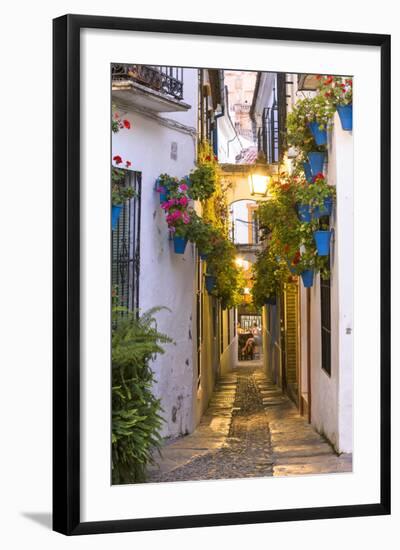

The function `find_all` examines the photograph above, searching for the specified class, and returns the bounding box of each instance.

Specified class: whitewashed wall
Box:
[300,113,353,453]
[112,69,199,438]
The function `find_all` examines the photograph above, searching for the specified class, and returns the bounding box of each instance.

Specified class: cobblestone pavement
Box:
[146,361,352,483]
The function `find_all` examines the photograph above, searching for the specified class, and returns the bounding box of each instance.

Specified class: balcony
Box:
[112,64,191,113]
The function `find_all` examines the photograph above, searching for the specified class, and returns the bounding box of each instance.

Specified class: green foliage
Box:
[112,168,136,205]
[186,213,215,255]
[204,228,245,308]
[287,94,334,153]
[317,75,353,106]
[112,307,172,485]
[294,172,336,211]
[188,164,218,200]
[251,249,288,307]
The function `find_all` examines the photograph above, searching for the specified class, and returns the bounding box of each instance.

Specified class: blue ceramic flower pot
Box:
[205,275,216,293]
[308,152,326,177]
[301,270,314,288]
[111,204,123,230]
[264,296,277,305]
[337,104,352,131]
[296,203,312,223]
[173,235,188,254]
[313,197,333,219]
[313,230,332,256]
[308,122,328,146]
[303,162,313,183]
[199,252,208,260]
[286,260,297,274]
[160,193,168,204]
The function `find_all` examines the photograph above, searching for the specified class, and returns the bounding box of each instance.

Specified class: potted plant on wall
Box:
[186,214,214,259]
[155,173,180,204]
[287,95,334,169]
[186,140,219,201]
[251,250,286,307]
[294,172,336,221]
[111,164,135,230]
[318,75,353,131]
[312,220,332,256]
[159,178,192,254]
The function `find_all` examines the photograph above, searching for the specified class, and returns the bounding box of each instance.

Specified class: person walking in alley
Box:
[241,322,261,358]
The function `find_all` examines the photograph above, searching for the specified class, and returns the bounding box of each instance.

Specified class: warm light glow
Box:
[249,174,270,196]
[235,257,250,270]
[243,287,250,295]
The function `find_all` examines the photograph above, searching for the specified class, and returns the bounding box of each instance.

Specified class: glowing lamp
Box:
[248,152,271,196]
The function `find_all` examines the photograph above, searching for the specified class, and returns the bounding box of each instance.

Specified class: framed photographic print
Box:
[53,14,391,535]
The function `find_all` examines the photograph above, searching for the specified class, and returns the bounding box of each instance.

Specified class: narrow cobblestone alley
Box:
[147,362,352,483]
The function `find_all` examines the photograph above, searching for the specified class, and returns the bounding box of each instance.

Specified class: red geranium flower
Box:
[113,155,122,164]
[123,119,131,129]
[125,160,131,167]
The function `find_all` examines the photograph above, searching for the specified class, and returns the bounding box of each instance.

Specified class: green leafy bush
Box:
[112,307,172,484]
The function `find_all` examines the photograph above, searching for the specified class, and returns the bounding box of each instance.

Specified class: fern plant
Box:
[112,306,172,484]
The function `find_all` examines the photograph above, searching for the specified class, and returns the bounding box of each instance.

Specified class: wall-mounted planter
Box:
[296,203,312,223]
[303,161,313,183]
[308,122,328,146]
[313,197,333,218]
[337,104,353,131]
[159,190,169,204]
[313,230,332,256]
[264,296,277,305]
[300,269,314,288]
[205,274,216,293]
[173,235,188,254]
[111,204,123,230]
[308,152,326,177]
[286,260,297,275]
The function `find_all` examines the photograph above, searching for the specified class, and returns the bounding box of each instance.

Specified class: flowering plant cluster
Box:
[159,179,193,237]
[112,110,132,134]
[111,105,134,207]
[317,75,353,106]
[187,140,219,201]
[294,172,336,211]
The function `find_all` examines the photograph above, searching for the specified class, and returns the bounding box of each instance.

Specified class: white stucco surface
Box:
[305,114,353,453]
[112,69,199,438]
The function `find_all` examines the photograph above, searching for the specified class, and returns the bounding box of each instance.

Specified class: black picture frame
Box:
[53,14,391,536]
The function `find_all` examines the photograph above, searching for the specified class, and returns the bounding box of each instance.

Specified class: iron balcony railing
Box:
[112,64,184,100]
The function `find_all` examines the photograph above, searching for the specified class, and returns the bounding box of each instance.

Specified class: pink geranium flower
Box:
[179,183,188,192]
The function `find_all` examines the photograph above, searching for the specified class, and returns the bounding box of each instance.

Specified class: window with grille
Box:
[320,275,332,375]
[111,171,141,315]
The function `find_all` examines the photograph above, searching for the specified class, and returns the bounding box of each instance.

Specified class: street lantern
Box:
[248,153,271,197]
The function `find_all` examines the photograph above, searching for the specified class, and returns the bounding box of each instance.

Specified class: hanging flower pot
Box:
[313,230,332,256]
[296,203,312,223]
[159,192,169,204]
[336,104,352,131]
[173,235,188,254]
[308,122,328,146]
[303,162,313,183]
[300,269,314,288]
[313,197,333,219]
[285,260,297,275]
[308,152,326,177]
[111,204,123,230]
[205,274,216,293]
[264,296,276,305]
